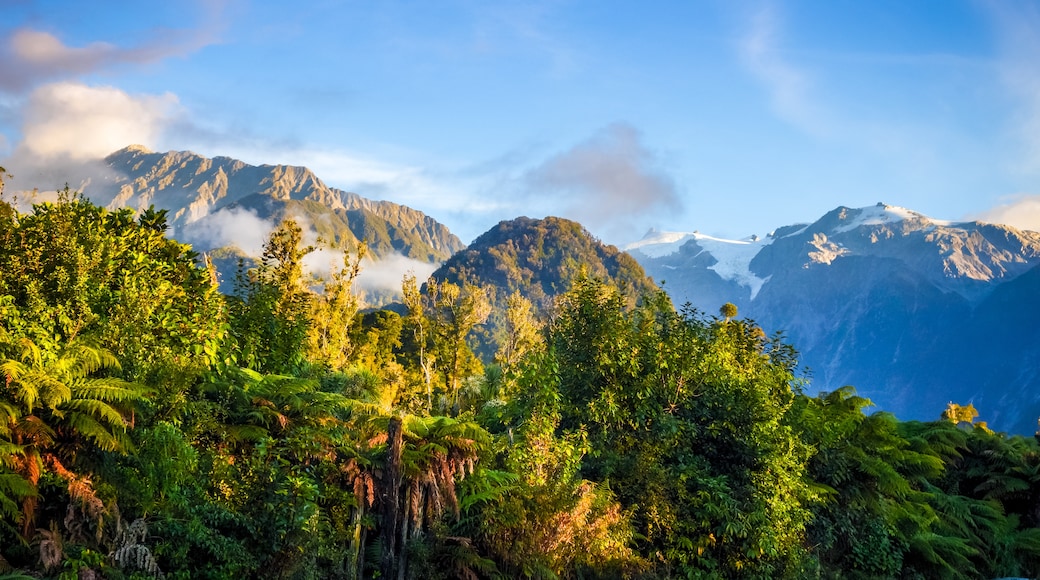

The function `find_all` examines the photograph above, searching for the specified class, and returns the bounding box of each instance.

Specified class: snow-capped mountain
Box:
[627,203,1040,434]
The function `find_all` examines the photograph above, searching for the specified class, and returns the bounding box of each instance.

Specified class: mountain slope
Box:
[430,216,659,359]
[627,203,1040,433]
[433,215,657,306]
[95,145,464,262]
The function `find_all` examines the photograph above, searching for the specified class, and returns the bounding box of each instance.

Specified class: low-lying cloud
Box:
[356,254,440,295]
[181,209,438,299]
[180,207,276,258]
[523,123,681,241]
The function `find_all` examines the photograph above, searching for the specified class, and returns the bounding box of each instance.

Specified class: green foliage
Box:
[426,279,494,414]
[548,275,818,577]
[5,188,1040,579]
[228,217,313,374]
[473,350,646,578]
[942,402,980,425]
[0,191,226,378]
[720,301,738,320]
[431,216,658,360]
[306,243,365,371]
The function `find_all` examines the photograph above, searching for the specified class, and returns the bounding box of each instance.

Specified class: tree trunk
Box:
[345,505,362,580]
[356,518,367,580]
[397,488,411,580]
[380,417,404,580]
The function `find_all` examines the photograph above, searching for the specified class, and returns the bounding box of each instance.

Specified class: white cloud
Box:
[972,194,1040,232]
[306,250,439,303]
[19,82,179,160]
[0,82,180,194]
[357,255,440,294]
[179,206,276,258]
[1,22,221,92]
[739,4,829,137]
[11,29,120,69]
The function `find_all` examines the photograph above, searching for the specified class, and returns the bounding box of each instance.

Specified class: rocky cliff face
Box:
[94,145,465,262]
[627,203,1040,434]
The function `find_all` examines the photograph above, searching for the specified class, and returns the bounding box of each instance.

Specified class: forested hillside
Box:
[2,191,1040,579]
[427,215,657,359]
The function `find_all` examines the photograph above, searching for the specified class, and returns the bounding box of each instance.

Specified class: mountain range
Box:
[78,146,464,295]
[30,146,1040,433]
[97,145,463,260]
[626,203,1040,433]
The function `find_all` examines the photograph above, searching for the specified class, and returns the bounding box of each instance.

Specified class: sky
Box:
[2,0,1040,245]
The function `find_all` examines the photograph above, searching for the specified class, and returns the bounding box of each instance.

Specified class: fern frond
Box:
[70,379,146,404]
[61,412,124,452]
[0,441,25,469]
[225,424,269,444]
[61,399,128,429]
[0,471,34,520]
[12,416,55,446]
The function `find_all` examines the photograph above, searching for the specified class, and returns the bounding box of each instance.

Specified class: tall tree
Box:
[548,275,817,577]
[230,218,313,374]
[402,273,435,411]
[427,279,493,413]
[494,290,542,373]
[306,244,366,371]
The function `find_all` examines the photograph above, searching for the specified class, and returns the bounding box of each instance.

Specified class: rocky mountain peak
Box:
[77,147,466,292]
[755,204,1040,297]
[628,203,1040,433]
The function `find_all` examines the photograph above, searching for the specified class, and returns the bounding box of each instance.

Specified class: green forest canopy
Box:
[1,191,1040,579]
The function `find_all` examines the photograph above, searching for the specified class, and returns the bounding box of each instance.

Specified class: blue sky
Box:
[2,0,1039,244]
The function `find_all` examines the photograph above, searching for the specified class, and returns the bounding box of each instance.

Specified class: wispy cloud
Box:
[0,24,220,93]
[472,2,579,77]
[738,3,830,137]
[972,194,1040,233]
[522,123,681,242]
[375,0,578,77]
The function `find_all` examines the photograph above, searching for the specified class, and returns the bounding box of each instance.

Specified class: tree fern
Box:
[0,337,145,540]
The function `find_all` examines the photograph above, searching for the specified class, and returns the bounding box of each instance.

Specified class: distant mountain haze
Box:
[627,203,1040,434]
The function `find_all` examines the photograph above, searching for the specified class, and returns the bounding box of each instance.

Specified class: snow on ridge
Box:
[697,235,772,300]
[623,230,698,258]
[830,203,958,234]
[625,230,773,300]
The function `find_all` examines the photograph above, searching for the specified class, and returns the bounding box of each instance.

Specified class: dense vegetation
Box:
[2,191,1040,579]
